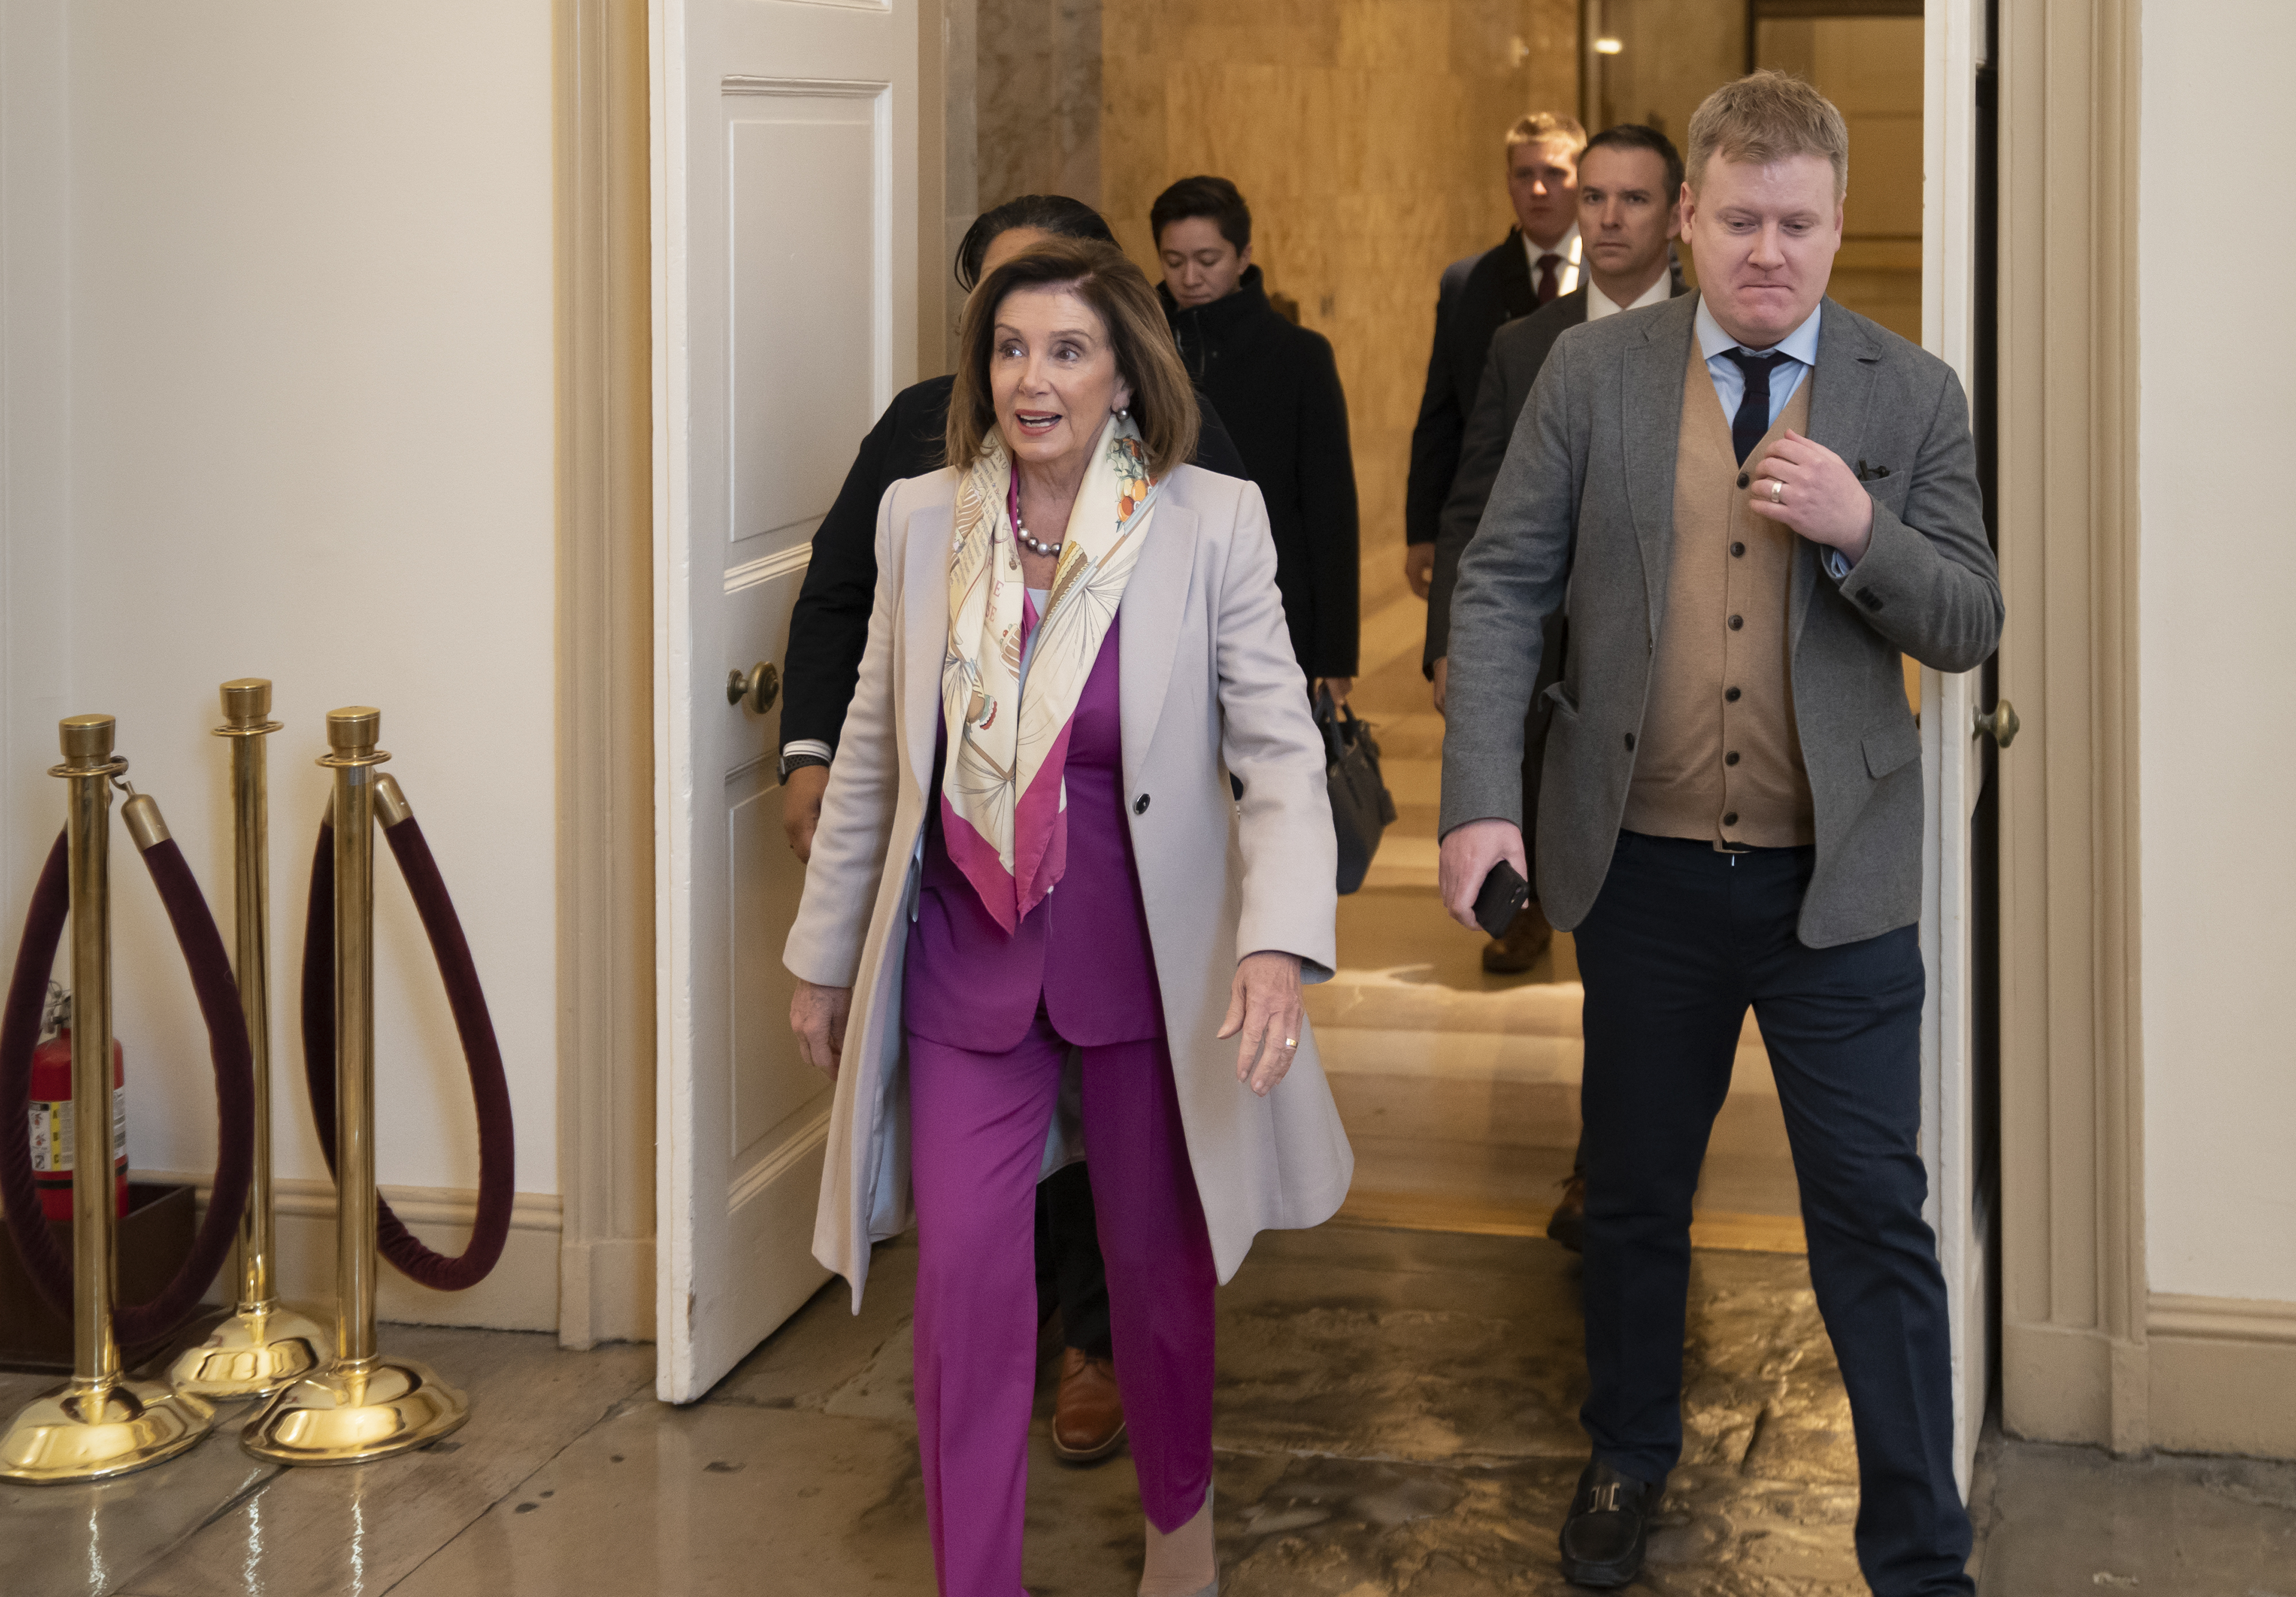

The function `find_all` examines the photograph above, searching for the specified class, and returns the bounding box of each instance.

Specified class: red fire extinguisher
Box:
[27,984,127,1222]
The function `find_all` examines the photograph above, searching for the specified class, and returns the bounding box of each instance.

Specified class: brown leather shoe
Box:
[1482,899,1554,974]
[1051,1347,1127,1464]
[1546,1172,1587,1254]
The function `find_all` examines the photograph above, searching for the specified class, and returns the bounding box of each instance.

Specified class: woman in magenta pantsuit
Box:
[785,239,1352,1597]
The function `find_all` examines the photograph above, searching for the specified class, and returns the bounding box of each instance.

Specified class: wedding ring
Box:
[1769,479,1785,504]
[1284,1038,1297,1049]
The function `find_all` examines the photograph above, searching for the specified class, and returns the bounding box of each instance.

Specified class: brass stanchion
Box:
[243,708,467,1464]
[0,716,215,1483]
[169,681,327,1398]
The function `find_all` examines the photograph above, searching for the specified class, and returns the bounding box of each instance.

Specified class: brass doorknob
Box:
[726,662,779,714]
[1975,698,2019,749]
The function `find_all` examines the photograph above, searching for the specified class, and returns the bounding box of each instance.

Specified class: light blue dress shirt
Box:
[1694,298,1852,577]
[1695,296,1821,426]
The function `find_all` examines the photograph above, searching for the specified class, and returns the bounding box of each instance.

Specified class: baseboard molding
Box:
[2148,1292,2296,1345]
[559,1234,656,1347]
[2002,1318,2116,1445]
[139,1170,563,1334]
[2147,1292,2296,1459]
[2008,1297,2296,1460]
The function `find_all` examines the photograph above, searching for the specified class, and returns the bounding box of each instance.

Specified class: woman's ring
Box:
[1769,479,1785,504]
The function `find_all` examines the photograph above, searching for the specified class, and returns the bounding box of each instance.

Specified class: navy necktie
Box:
[1722,349,1790,466]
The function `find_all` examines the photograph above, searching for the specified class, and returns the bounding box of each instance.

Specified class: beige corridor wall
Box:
[2126,0,2296,1458]
[2139,4,2296,1315]
[1097,0,1579,608]
[0,2,562,1324]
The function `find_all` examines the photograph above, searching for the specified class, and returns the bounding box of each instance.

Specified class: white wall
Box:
[2140,0,2296,1303]
[1,3,558,1198]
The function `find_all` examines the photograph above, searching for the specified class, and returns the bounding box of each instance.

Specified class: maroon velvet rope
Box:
[301,814,514,1292]
[0,828,258,1346]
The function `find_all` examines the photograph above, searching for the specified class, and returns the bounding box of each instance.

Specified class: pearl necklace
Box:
[1014,495,1062,558]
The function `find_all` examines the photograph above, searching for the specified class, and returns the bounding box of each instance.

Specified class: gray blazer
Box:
[1440,294,2003,948]
[1425,285,1696,671]
[785,464,1353,1305]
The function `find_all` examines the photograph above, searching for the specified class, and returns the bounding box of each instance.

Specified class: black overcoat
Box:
[1162,267,1360,678]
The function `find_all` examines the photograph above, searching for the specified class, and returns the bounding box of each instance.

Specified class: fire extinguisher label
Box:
[25,1088,126,1172]
[28,1101,64,1172]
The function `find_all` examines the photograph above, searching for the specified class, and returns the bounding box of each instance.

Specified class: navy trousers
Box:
[1035,1161,1113,1357]
[1572,831,1973,1597]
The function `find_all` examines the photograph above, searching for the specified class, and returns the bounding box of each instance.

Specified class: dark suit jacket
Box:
[1440,294,2004,947]
[1423,282,1693,671]
[1404,230,1539,547]
[781,375,1248,754]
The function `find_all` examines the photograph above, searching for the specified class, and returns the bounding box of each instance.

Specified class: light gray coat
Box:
[1440,294,2004,947]
[784,464,1354,1308]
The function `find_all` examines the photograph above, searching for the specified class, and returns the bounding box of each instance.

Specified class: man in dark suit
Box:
[1425,124,1687,990]
[1406,110,1584,969]
[1403,110,1586,604]
[1424,125,1686,1254]
[1440,73,2001,1593]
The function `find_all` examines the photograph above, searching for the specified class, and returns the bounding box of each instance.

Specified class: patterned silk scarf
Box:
[940,414,1159,933]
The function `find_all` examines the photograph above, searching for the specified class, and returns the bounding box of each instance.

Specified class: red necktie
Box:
[1536,252,1562,304]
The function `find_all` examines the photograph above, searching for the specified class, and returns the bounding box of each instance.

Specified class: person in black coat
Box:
[775,193,1246,1470]
[1153,176,1359,694]
[1403,111,1587,603]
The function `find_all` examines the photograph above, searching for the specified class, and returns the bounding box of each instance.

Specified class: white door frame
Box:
[650,0,929,1404]
[1918,0,1992,1494]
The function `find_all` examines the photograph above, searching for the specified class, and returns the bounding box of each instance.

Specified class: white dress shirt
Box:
[1584,269,1673,322]
[1522,224,1581,299]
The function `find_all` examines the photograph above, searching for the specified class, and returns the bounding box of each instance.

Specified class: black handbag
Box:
[1315,687,1397,895]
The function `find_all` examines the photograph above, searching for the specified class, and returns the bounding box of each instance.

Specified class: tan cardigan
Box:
[782,464,1354,1307]
[1623,344,1817,849]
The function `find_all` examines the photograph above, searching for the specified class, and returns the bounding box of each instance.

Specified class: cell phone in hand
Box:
[1473,859,1530,938]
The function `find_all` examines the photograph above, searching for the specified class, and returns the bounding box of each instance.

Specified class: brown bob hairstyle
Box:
[945,238,1200,479]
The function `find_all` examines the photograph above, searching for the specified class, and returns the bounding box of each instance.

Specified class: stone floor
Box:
[8,594,2289,1594]
[1308,593,1807,1255]
[7,1223,2294,1595]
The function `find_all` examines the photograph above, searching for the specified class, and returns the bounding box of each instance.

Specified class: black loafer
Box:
[1558,1459,1662,1588]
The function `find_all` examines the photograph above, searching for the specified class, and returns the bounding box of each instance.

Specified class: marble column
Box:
[1093,0,1581,608]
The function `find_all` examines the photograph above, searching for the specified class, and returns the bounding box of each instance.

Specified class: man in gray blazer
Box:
[1425,124,1688,995]
[1438,74,2001,1594]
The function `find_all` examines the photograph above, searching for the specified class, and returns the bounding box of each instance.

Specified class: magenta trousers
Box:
[907,1010,1217,1597]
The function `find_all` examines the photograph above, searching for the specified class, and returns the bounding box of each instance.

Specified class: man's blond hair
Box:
[1505,111,1588,158]
[1685,70,1848,199]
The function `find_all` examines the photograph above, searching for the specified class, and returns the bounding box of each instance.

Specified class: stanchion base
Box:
[167,1303,330,1400]
[241,1354,467,1466]
[0,1376,216,1484]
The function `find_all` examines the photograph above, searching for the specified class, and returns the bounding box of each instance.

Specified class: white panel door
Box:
[653,0,920,1402]
[1918,0,1992,1494]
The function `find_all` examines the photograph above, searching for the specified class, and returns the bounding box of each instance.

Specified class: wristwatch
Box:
[777,749,831,783]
